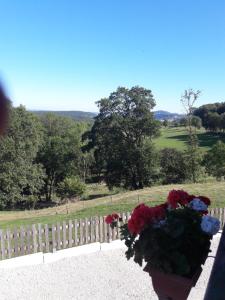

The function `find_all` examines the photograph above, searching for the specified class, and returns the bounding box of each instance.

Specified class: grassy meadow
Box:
[0,181,224,229]
[154,126,225,151]
[0,126,225,230]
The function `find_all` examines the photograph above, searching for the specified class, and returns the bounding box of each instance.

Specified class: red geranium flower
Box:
[105,213,120,225]
[198,196,211,206]
[127,204,153,235]
[167,190,190,208]
[187,194,196,202]
[111,213,119,220]
[152,203,167,219]
[127,203,167,235]
[105,215,114,224]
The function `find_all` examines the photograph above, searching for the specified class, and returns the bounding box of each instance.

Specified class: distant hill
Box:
[31,110,97,121]
[31,110,183,122]
[153,110,184,121]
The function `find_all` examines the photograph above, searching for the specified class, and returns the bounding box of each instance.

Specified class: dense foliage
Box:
[194,102,225,132]
[0,106,45,209]
[203,141,225,180]
[83,86,160,190]
[57,176,86,200]
[0,108,90,208]
[1,86,225,210]
[160,148,187,184]
[36,114,86,201]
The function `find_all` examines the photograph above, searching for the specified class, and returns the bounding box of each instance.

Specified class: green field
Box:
[154,127,225,151]
[0,181,224,229]
[1,126,225,230]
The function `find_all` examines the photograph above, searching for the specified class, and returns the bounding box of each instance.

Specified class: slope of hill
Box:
[31,110,183,121]
[153,110,184,121]
[154,127,225,151]
[31,110,97,121]
[0,181,224,229]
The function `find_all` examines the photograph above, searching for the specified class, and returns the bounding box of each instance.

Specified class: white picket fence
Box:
[0,208,224,261]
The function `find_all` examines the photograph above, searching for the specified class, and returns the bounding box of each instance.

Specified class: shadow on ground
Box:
[167,132,225,149]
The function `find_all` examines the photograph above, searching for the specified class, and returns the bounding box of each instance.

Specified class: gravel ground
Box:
[0,234,221,300]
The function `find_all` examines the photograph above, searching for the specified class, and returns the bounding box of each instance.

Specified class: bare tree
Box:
[181,89,202,183]
[181,89,201,136]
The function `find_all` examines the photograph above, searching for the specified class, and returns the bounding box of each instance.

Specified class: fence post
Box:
[90,217,94,243]
[79,219,83,245]
[0,230,5,260]
[74,220,78,246]
[68,220,73,248]
[14,228,18,257]
[52,224,56,252]
[20,226,25,256]
[38,224,43,253]
[27,226,32,255]
[99,216,104,243]
[85,218,89,244]
[6,229,12,259]
[32,224,38,253]
[62,221,67,249]
[95,216,99,242]
[44,224,50,253]
[57,222,61,250]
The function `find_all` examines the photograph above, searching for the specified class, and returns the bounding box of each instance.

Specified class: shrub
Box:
[160,148,187,184]
[203,141,225,180]
[57,176,86,200]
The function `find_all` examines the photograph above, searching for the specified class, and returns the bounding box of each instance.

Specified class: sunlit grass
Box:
[0,181,224,229]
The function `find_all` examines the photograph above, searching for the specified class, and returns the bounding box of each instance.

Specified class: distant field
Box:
[0,181,224,229]
[154,126,225,151]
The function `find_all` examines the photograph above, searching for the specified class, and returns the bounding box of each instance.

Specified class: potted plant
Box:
[105,190,220,300]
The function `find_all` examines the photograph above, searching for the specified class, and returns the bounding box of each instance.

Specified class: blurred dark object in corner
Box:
[0,84,9,135]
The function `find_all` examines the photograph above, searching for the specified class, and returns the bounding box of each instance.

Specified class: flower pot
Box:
[144,265,202,300]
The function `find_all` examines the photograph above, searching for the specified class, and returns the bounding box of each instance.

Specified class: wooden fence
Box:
[0,208,225,261]
[0,212,131,261]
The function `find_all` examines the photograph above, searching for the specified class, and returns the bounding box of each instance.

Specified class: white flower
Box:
[201,215,220,235]
[189,198,208,211]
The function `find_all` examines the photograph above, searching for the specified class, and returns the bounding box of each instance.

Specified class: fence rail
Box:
[0,208,224,261]
[0,212,131,261]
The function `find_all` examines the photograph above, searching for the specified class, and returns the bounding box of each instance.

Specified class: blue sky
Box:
[0,0,224,113]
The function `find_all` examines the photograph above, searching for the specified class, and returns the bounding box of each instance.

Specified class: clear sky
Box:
[0,0,224,113]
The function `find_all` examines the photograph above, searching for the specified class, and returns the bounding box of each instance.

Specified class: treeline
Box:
[194,102,225,132]
[0,87,225,210]
[0,105,92,209]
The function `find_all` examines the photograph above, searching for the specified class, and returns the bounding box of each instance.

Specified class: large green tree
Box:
[0,106,45,209]
[37,114,84,201]
[194,102,225,132]
[84,86,160,189]
[204,141,225,180]
[160,148,187,184]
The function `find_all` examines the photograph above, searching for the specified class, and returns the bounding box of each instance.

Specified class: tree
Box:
[191,116,202,129]
[221,113,225,132]
[162,120,168,127]
[181,89,202,183]
[36,114,83,201]
[203,141,225,180]
[0,85,9,135]
[179,117,188,127]
[194,102,225,132]
[160,148,187,184]
[57,176,86,200]
[0,106,45,209]
[83,86,160,189]
[207,112,221,132]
